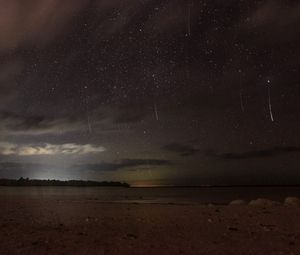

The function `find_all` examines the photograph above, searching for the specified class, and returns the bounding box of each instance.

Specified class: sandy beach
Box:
[1,196,300,255]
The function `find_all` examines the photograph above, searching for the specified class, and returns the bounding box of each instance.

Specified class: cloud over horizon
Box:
[208,147,300,160]
[0,111,85,135]
[162,143,200,157]
[0,142,105,156]
[74,158,172,172]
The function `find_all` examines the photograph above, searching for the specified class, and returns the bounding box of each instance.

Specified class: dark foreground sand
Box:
[1,197,300,255]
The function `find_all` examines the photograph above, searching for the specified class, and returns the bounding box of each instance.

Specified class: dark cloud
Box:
[0,111,83,135]
[163,143,199,157]
[0,105,149,136]
[209,147,300,160]
[75,159,172,172]
[1,111,49,130]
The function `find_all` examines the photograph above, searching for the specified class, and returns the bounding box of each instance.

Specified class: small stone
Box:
[126,233,138,239]
[284,197,300,206]
[248,198,280,207]
[229,200,246,206]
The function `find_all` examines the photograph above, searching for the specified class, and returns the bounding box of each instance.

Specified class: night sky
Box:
[0,0,299,186]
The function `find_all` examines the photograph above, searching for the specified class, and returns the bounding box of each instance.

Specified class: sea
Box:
[1,186,300,205]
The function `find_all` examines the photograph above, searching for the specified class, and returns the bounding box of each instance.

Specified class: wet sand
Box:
[1,197,300,255]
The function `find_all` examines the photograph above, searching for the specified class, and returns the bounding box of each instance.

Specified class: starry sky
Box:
[0,0,299,186]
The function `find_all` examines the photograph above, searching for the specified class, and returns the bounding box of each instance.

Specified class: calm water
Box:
[1,186,300,205]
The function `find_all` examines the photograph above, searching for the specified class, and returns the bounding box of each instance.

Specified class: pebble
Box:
[229,200,246,206]
[248,198,280,207]
[284,197,300,206]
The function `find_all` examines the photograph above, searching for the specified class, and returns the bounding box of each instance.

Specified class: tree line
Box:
[0,177,130,187]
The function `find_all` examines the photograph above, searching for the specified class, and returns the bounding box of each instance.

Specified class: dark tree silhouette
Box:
[0,178,130,187]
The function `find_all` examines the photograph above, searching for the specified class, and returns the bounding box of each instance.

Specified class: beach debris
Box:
[31,240,43,246]
[289,241,296,246]
[126,233,138,239]
[229,200,246,206]
[227,226,238,231]
[248,198,280,207]
[259,223,275,232]
[54,223,64,231]
[284,197,300,206]
[85,216,98,223]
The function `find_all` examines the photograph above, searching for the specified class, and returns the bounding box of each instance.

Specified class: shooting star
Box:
[154,103,159,121]
[267,81,274,122]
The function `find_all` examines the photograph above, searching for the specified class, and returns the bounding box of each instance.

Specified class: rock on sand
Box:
[284,197,300,206]
[229,200,246,206]
[248,198,280,207]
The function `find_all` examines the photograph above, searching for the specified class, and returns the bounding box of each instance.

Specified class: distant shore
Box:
[2,178,300,188]
[0,178,130,187]
[131,184,300,188]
